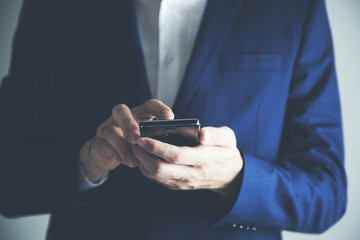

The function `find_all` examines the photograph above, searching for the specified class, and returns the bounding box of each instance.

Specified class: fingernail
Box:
[161,110,174,119]
[128,159,139,168]
[126,153,139,168]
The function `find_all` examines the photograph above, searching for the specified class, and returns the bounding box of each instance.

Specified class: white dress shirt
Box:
[135,0,207,107]
[80,0,208,190]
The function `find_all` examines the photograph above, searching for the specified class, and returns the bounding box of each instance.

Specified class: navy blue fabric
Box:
[0,0,346,239]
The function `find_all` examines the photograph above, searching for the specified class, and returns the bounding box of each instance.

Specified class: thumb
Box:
[200,126,237,147]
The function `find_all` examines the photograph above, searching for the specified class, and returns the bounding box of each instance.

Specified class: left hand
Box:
[132,126,243,202]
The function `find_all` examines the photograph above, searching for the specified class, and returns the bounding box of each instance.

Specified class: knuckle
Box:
[89,139,101,158]
[193,157,201,168]
[146,140,157,153]
[221,125,231,132]
[91,143,118,168]
[112,104,126,116]
[171,152,182,164]
[179,174,188,182]
[152,162,164,177]
[96,121,108,137]
[229,129,236,138]
[222,126,236,138]
[168,184,178,191]
[100,144,115,161]
[101,124,112,137]
[147,98,160,105]
[228,127,236,137]
[188,182,197,190]
[178,184,187,191]
[122,116,133,125]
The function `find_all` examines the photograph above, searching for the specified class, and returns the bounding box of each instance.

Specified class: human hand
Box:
[79,99,174,183]
[132,126,243,202]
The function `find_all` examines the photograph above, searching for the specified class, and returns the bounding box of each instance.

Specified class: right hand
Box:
[79,99,174,183]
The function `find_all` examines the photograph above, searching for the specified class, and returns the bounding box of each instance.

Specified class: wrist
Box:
[213,151,243,207]
[80,158,108,184]
[79,140,108,183]
[213,171,242,204]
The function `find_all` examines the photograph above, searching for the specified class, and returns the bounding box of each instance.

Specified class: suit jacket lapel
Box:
[86,0,151,109]
[172,0,244,117]
[127,0,152,107]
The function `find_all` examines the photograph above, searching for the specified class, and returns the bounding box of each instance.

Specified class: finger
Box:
[112,104,140,144]
[89,138,122,171]
[132,144,194,180]
[131,99,174,122]
[95,117,112,138]
[138,163,200,191]
[138,163,180,190]
[199,126,237,147]
[101,123,139,168]
[136,137,198,166]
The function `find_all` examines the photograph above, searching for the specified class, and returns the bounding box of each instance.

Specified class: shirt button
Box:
[246,226,250,231]
[252,227,257,231]
[232,224,237,228]
[238,225,244,230]
[165,56,174,64]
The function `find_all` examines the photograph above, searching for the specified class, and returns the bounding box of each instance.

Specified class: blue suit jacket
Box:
[0,0,346,239]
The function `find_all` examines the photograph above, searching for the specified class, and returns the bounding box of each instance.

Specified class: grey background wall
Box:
[0,0,359,239]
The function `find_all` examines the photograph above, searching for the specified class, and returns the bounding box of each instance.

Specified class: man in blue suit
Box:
[0,0,346,239]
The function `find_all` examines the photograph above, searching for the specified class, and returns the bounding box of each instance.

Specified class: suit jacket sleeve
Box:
[213,0,346,233]
[0,0,114,218]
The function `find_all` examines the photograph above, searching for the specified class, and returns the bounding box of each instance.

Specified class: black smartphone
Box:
[139,118,200,146]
